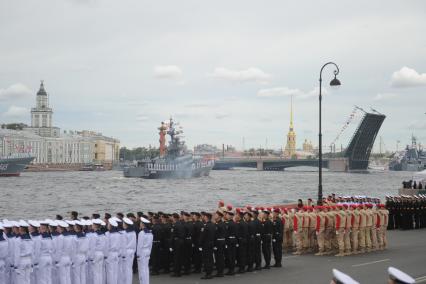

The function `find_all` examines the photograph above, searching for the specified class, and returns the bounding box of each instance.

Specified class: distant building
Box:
[193,144,220,156]
[1,81,119,167]
[24,81,60,137]
[303,139,314,153]
[284,97,296,158]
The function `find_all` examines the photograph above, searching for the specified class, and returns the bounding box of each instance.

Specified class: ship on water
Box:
[389,136,426,171]
[0,154,35,177]
[123,118,214,178]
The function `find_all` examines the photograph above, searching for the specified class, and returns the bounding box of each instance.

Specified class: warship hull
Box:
[0,156,35,177]
[123,163,213,179]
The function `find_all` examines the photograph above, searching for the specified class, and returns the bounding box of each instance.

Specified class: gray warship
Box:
[0,154,35,177]
[389,136,426,171]
[123,118,214,178]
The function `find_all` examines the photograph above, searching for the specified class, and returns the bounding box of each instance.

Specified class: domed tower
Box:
[27,80,59,137]
[284,96,296,158]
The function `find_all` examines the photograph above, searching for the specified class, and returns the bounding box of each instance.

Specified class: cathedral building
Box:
[284,97,296,159]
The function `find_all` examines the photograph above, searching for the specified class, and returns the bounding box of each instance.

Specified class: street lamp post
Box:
[318,62,341,205]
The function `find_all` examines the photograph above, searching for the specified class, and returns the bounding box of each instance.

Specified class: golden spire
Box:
[289,95,294,131]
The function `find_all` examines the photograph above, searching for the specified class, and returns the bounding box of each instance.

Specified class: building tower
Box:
[284,96,296,158]
[26,81,60,137]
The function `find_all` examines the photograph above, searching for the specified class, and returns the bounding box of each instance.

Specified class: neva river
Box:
[0,169,413,219]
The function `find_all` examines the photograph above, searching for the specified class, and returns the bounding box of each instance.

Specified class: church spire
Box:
[289,95,294,131]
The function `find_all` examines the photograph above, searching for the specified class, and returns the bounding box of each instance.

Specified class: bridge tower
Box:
[284,96,296,159]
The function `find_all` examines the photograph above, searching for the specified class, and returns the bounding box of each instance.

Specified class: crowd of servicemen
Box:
[386,194,426,230]
[4,192,424,284]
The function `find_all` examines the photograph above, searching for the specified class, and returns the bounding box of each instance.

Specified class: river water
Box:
[0,168,413,220]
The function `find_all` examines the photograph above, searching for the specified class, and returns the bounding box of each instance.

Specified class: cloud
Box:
[136,115,149,122]
[0,83,32,101]
[391,67,426,88]
[257,86,328,98]
[215,113,230,120]
[373,93,398,101]
[257,87,301,97]
[211,67,271,84]
[153,65,183,79]
[3,105,29,118]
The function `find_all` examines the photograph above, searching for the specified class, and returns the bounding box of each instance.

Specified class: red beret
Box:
[273,208,280,213]
[226,204,233,210]
[218,200,225,207]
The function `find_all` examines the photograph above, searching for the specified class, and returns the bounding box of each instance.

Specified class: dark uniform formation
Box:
[386,194,426,230]
[149,203,283,280]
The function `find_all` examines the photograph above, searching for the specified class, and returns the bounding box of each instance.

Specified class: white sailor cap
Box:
[57,220,69,228]
[123,217,133,225]
[75,220,85,226]
[113,217,123,223]
[11,221,20,227]
[28,220,40,228]
[19,220,29,227]
[101,220,106,226]
[140,217,150,224]
[85,219,93,226]
[49,220,58,227]
[2,221,13,228]
[388,267,415,284]
[108,218,118,227]
[92,219,103,225]
[332,269,359,284]
[40,219,50,226]
[65,220,76,226]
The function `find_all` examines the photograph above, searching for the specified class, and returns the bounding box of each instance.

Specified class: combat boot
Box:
[335,250,345,257]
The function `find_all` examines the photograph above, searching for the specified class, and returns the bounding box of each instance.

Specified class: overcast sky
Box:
[1,0,425,151]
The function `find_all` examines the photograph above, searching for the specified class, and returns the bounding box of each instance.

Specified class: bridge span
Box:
[213,157,349,172]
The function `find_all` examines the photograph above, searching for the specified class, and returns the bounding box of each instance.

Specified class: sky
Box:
[0,0,425,151]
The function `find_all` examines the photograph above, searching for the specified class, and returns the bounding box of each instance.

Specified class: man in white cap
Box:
[388,267,415,284]
[91,219,107,284]
[28,220,41,284]
[122,217,137,284]
[48,220,60,284]
[0,223,9,284]
[57,220,72,284]
[15,220,34,284]
[106,218,121,284]
[137,217,153,284]
[38,220,54,284]
[72,220,89,284]
[2,221,14,284]
[331,268,359,284]
[86,220,97,284]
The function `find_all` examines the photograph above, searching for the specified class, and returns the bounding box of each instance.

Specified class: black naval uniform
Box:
[151,222,163,274]
[262,217,273,269]
[252,217,263,270]
[236,219,248,273]
[192,219,203,273]
[272,217,283,267]
[161,222,172,273]
[183,220,194,274]
[171,220,185,276]
[200,220,215,279]
[246,218,256,272]
[225,219,237,275]
[214,220,226,277]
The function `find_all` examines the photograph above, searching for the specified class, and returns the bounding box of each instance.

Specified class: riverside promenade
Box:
[134,229,426,284]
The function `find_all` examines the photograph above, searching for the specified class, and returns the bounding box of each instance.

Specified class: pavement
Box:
[132,228,426,284]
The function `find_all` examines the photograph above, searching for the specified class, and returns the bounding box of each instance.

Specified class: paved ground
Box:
[134,229,426,284]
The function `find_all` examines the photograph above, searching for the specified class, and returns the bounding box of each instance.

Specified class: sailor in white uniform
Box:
[10,221,22,284]
[28,220,41,284]
[122,218,137,284]
[72,220,89,284]
[15,220,34,284]
[49,220,60,284]
[57,220,73,284]
[136,217,153,284]
[85,219,97,284]
[105,218,121,284]
[0,223,9,284]
[91,219,107,284]
[2,221,14,284]
[38,220,54,284]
